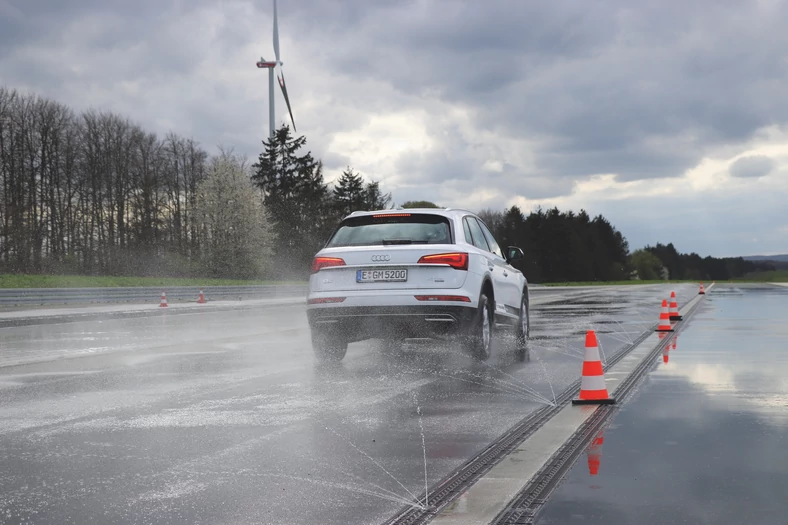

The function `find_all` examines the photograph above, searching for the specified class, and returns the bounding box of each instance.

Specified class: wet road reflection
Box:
[536,286,788,525]
[0,285,697,524]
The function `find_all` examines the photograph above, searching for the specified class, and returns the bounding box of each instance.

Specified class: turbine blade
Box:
[277,68,296,132]
[273,0,280,63]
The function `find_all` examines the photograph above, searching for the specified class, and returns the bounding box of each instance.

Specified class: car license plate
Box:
[356,269,408,283]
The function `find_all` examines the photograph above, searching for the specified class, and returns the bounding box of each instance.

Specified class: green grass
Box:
[0,274,306,289]
[738,270,788,282]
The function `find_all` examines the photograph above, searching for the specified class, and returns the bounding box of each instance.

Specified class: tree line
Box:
[632,243,774,281]
[0,87,215,276]
[478,206,631,283]
[0,87,390,278]
[478,207,773,282]
[1,86,771,282]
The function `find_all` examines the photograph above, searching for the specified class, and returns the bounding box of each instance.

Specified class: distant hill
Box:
[743,254,788,262]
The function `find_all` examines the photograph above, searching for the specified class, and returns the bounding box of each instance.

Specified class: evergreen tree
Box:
[333,167,365,216]
[590,215,629,280]
[363,180,392,211]
[401,200,440,208]
[646,243,682,279]
[251,125,329,276]
[480,206,632,283]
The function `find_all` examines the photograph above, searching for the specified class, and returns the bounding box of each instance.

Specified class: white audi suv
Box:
[307,208,530,362]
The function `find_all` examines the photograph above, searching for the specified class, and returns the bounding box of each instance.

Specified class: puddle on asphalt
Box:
[535,287,788,525]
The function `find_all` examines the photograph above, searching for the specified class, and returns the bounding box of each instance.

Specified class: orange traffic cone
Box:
[698,282,705,295]
[159,290,168,308]
[587,430,605,476]
[658,332,670,363]
[672,336,677,351]
[656,299,674,332]
[669,291,682,321]
[197,288,207,304]
[572,330,616,405]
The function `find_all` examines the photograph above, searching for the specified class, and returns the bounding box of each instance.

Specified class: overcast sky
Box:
[1,0,787,257]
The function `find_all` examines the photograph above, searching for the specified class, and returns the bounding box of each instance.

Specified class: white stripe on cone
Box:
[584,343,602,363]
[669,295,679,316]
[580,374,608,391]
[657,301,671,330]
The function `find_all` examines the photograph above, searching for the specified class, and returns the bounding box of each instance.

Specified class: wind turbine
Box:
[256,0,296,140]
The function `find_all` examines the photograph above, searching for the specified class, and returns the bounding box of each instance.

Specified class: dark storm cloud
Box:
[394,145,477,185]
[319,150,352,175]
[284,0,788,184]
[729,155,774,178]
[289,0,616,100]
[0,0,239,73]
[1,0,153,51]
[3,0,788,207]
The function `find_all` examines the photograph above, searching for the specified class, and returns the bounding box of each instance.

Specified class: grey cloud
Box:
[3,0,788,254]
[319,151,352,175]
[293,1,616,101]
[0,1,23,19]
[288,0,788,184]
[588,177,788,256]
[395,147,477,185]
[535,143,700,181]
[1,0,155,51]
[8,0,788,184]
[729,155,774,178]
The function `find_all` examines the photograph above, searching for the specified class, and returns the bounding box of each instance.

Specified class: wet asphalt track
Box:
[0,285,699,525]
[534,284,788,525]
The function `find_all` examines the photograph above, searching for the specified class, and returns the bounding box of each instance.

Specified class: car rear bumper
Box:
[307,304,477,342]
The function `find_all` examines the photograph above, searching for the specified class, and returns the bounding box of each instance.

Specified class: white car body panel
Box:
[307,208,529,342]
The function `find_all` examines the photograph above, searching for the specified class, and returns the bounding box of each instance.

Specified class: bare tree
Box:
[477,208,504,233]
[0,87,302,278]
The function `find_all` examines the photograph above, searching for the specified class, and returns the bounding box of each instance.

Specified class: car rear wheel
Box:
[515,294,530,361]
[311,330,348,363]
[466,293,493,360]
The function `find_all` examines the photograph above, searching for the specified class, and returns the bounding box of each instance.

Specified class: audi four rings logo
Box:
[371,255,391,262]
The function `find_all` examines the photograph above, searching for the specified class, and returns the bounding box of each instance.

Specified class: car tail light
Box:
[417,252,469,270]
[307,297,346,305]
[311,257,345,273]
[415,295,471,302]
[373,213,411,218]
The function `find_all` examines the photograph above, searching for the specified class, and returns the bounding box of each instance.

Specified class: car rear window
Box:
[326,214,453,247]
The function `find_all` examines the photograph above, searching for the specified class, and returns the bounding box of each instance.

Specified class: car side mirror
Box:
[507,246,524,262]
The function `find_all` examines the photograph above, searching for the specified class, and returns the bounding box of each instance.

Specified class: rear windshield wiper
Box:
[382,239,413,245]
[381,239,431,245]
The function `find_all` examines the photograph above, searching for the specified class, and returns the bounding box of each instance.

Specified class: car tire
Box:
[515,294,530,361]
[312,330,348,363]
[466,293,493,360]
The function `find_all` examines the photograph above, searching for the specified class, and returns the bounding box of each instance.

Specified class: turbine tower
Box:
[256,0,296,140]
